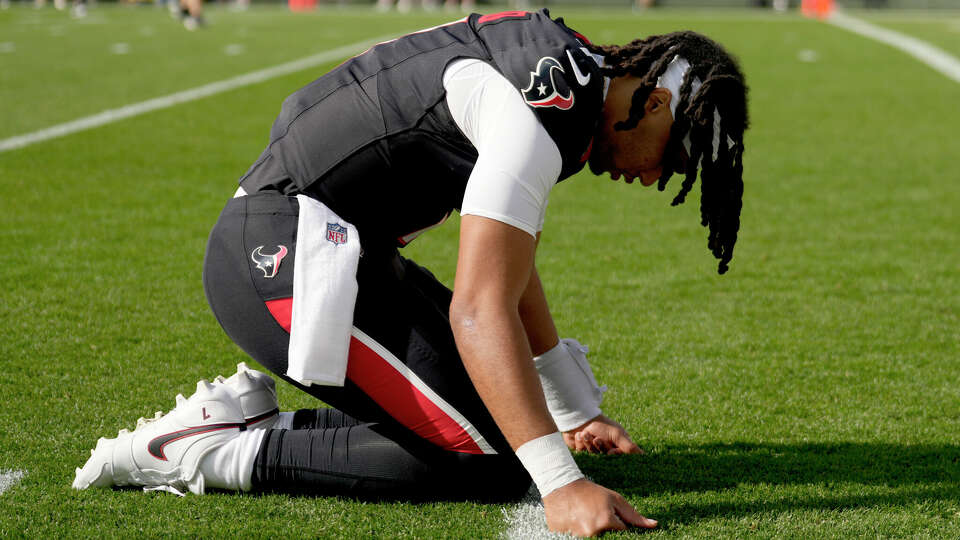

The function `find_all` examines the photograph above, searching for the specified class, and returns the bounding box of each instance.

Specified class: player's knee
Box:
[442,452,531,502]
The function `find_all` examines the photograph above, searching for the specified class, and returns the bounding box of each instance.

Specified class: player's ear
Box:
[645,87,672,115]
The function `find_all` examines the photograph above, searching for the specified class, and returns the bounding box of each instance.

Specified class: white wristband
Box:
[534,338,607,432]
[515,432,584,498]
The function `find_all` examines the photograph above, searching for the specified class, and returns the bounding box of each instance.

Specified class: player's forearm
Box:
[518,267,560,357]
[450,300,557,451]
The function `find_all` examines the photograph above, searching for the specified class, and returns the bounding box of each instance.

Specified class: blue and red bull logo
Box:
[250,245,288,279]
[522,56,574,111]
[326,223,348,246]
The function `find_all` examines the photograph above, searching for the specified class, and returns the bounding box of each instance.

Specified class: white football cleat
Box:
[213,362,279,429]
[73,380,246,495]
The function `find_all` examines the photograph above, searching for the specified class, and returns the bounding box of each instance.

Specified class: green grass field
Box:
[1,3,958,537]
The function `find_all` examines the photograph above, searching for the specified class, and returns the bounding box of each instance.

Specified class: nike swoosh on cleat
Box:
[148,422,245,461]
[566,50,591,87]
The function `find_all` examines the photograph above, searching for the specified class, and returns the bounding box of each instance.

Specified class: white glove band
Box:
[515,432,584,498]
[533,338,607,432]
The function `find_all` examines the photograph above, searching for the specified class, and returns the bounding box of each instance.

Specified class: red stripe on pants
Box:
[265,298,293,333]
[346,337,484,455]
[263,297,484,454]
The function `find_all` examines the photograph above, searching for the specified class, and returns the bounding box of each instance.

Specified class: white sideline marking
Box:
[501,486,573,540]
[0,470,26,495]
[828,11,960,84]
[0,34,395,153]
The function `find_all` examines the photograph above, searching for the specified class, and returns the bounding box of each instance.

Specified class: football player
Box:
[75,9,748,537]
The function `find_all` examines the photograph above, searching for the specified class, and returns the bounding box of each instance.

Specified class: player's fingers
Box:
[574,515,625,539]
[604,512,628,533]
[615,434,643,455]
[574,432,588,452]
[613,497,658,529]
[583,432,604,453]
[595,437,610,453]
[582,505,628,536]
[563,432,577,451]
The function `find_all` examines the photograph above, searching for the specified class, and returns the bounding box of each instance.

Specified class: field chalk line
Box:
[501,486,572,540]
[0,34,395,153]
[828,11,960,84]
[0,470,26,496]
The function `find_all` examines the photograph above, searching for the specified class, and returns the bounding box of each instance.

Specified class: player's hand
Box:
[543,478,657,537]
[563,414,643,455]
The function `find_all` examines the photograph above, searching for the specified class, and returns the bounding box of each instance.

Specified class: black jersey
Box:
[239,9,604,252]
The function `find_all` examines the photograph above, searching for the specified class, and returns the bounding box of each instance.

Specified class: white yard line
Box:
[0,470,26,495]
[0,34,395,153]
[501,486,574,540]
[828,10,960,84]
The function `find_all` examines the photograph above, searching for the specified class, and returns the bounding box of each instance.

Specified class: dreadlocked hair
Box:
[587,31,749,274]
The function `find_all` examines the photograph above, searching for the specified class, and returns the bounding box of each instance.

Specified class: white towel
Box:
[286,195,361,387]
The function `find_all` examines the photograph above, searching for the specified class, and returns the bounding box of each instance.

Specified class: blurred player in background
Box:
[445,0,475,12]
[54,0,86,18]
[38,0,87,18]
[377,0,474,13]
[169,0,204,30]
[376,0,438,13]
[75,9,748,537]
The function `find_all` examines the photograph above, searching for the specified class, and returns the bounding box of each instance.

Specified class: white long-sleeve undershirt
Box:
[443,58,563,238]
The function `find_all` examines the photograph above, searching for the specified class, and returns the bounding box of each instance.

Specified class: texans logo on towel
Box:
[522,56,574,111]
[326,223,348,246]
[250,245,288,279]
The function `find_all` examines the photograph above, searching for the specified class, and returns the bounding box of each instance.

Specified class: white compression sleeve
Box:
[533,339,607,432]
[443,58,562,237]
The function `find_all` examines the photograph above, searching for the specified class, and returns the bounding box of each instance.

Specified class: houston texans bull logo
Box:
[522,56,575,111]
[250,245,288,279]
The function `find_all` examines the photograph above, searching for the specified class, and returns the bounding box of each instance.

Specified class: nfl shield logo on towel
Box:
[326,223,348,246]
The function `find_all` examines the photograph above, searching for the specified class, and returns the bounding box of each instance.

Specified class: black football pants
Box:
[202,192,530,501]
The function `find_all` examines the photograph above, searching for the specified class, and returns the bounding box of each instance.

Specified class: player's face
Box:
[588,77,674,186]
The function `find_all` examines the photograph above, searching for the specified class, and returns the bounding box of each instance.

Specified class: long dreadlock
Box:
[587,32,749,274]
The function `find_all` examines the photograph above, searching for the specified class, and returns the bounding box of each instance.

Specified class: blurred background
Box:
[5,0,960,15]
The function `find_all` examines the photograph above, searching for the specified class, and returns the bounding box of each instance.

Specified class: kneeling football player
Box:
[75,9,748,537]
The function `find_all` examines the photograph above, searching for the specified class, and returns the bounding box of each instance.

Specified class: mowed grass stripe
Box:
[0,5,450,137]
[0,34,395,153]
